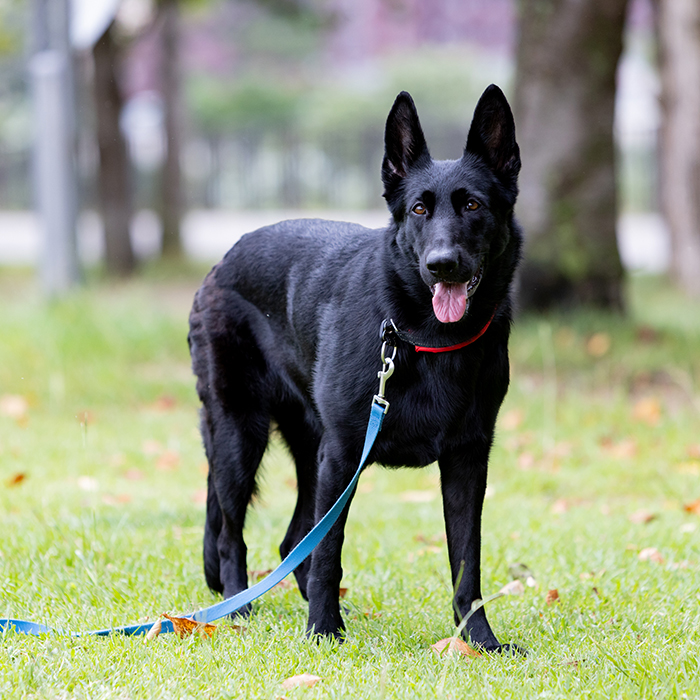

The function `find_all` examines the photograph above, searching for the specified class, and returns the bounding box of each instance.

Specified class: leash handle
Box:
[1,348,395,637]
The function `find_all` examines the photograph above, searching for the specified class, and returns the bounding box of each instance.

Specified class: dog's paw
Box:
[305,622,345,643]
[480,642,527,657]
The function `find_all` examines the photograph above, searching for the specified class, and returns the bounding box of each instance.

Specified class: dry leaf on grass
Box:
[281,674,321,690]
[192,489,207,504]
[600,437,638,459]
[150,395,177,412]
[586,333,611,358]
[545,589,560,605]
[551,498,568,514]
[163,613,217,639]
[683,499,700,516]
[431,637,481,659]
[500,409,524,431]
[632,397,662,426]
[687,444,700,459]
[6,472,26,487]
[500,579,525,596]
[628,510,657,525]
[638,547,664,564]
[156,450,180,471]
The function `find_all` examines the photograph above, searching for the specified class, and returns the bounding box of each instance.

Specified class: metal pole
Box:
[29,0,79,295]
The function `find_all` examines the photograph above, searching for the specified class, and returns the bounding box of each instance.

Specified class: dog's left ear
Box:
[382,92,430,198]
[465,85,520,184]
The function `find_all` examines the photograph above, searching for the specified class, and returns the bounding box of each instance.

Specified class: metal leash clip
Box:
[374,319,397,412]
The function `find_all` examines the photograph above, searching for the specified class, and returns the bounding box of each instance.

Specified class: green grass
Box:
[1,269,699,699]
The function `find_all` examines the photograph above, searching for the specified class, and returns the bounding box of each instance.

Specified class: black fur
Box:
[188,85,523,651]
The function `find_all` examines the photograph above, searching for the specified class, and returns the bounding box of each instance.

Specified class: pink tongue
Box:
[432,282,468,323]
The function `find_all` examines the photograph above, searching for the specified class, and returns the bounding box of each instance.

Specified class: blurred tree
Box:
[514,0,629,311]
[654,0,700,298]
[157,0,184,258]
[92,21,135,276]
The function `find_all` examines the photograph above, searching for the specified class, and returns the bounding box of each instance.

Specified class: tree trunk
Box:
[655,0,700,297]
[158,0,183,258]
[514,0,628,311]
[92,22,135,276]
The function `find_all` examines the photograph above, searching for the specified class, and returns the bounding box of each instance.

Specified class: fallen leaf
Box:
[156,450,180,471]
[586,333,611,358]
[545,589,560,605]
[124,468,144,481]
[142,439,163,456]
[628,510,657,525]
[101,494,132,505]
[338,587,348,598]
[500,580,525,596]
[150,395,177,411]
[682,499,700,516]
[281,674,321,690]
[500,409,524,431]
[600,437,637,459]
[6,472,26,487]
[638,547,664,564]
[145,619,162,641]
[399,490,436,503]
[632,397,662,426]
[192,489,207,504]
[0,394,28,420]
[551,498,569,514]
[688,444,700,459]
[431,637,481,659]
[517,452,535,470]
[163,613,217,639]
[635,325,660,343]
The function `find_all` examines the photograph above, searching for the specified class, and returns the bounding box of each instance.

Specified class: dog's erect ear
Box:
[465,85,520,183]
[382,92,430,197]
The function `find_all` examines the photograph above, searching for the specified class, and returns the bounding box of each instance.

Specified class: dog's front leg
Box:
[439,443,502,652]
[305,441,357,640]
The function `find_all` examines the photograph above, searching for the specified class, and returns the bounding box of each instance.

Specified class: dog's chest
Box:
[374,355,482,466]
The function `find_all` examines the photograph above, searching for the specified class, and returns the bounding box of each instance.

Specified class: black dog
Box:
[188,84,522,652]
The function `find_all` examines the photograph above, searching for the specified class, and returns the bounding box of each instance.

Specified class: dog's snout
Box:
[426,250,459,278]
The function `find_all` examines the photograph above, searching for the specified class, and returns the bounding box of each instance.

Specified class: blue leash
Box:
[1,383,392,637]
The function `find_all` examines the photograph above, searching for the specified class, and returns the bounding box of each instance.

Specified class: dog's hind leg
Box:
[200,407,223,594]
[274,402,320,600]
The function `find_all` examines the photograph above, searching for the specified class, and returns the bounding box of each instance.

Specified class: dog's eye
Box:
[412,203,427,215]
[466,199,480,211]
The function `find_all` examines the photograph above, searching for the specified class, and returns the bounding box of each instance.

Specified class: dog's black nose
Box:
[426,250,459,278]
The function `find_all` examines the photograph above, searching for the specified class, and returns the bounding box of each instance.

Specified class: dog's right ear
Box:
[382,92,430,198]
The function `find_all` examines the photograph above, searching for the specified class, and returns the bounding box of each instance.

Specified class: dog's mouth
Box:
[430,264,484,324]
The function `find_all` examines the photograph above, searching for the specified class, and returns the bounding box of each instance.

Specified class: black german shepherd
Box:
[188,84,522,651]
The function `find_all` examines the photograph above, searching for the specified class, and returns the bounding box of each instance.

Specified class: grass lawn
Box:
[1,267,699,699]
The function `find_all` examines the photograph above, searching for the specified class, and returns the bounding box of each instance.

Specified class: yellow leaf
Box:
[281,674,321,690]
[683,499,700,516]
[163,613,217,639]
[586,333,611,358]
[632,397,662,426]
[431,637,481,659]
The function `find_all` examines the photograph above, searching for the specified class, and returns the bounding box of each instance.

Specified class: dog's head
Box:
[382,85,521,324]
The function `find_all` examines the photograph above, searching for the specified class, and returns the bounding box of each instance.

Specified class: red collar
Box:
[384,307,497,353]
